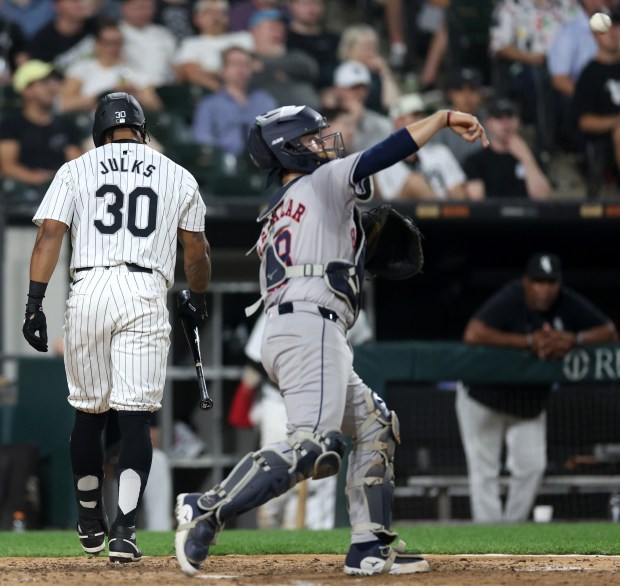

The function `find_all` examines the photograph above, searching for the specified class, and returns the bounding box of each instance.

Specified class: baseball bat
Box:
[177,292,213,411]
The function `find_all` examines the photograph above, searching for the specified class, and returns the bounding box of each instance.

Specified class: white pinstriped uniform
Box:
[33,143,206,413]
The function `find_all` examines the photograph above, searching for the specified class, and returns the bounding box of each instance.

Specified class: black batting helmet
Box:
[248,105,343,176]
[92,92,147,147]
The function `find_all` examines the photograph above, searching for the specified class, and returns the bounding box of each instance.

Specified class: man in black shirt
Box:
[572,8,620,196]
[0,60,82,187]
[457,252,618,522]
[285,0,339,90]
[463,98,551,200]
[27,0,97,73]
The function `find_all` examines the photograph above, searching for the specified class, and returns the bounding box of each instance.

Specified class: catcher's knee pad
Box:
[197,447,295,524]
[288,429,346,480]
[197,430,345,524]
[346,392,401,543]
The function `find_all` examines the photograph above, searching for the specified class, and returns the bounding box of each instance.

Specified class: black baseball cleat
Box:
[175,492,219,576]
[108,525,142,563]
[344,540,430,575]
[77,517,108,556]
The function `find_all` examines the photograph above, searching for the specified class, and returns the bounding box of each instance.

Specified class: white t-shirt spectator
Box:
[375,143,466,200]
[65,58,151,98]
[174,31,254,72]
[120,22,176,86]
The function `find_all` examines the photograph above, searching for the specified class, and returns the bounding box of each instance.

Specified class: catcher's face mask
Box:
[290,130,345,161]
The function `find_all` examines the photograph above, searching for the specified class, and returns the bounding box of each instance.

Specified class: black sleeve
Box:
[0,116,21,141]
[473,282,522,330]
[561,288,613,331]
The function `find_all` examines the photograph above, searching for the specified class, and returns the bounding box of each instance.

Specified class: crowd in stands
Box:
[1,0,620,201]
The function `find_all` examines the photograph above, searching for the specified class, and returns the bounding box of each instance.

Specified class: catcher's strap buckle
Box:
[285,263,325,277]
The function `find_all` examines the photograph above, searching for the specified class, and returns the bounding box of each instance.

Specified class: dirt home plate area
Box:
[2,555,620,585]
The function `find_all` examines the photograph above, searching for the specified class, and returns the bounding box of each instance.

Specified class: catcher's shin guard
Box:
[346,391,400,543]
[197,429,345,525]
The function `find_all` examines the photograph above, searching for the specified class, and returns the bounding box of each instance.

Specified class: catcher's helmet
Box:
[92,92,147,147]
[248,105,344,175]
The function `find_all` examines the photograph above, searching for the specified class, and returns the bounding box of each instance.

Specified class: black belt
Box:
[75,263,152,274]
[278,302,339,323]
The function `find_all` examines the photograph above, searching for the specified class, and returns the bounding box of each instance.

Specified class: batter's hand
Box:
[23,303,48,352]
[178,289,208,328]
[446,110,490,147]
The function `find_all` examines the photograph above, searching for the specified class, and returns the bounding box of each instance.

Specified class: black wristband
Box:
[27,280,48,306]
[189,290,207,308]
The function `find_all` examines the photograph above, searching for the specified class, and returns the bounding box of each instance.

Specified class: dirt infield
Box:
[2,554,620,585]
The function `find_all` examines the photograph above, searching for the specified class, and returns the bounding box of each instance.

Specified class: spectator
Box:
[120,0,176,87]
[192,46,276,157]
[228,0,279,32]
[435,66,486,166]
[548,0,609,151]
[572,7,620,196]
[489,0,580,155]
[27,0,97,74]
[249,8,320,110]
[0,60,82,187]
[463,98,552,200]
[330,60,392,152]
[155,0,195,42]
[337,24,400,114]
[548,0,607,99]
[285,0,339,90]
[457,252,618,523]
[60,19,162,113]
[375,93,468,200]
[0,0,55,40]
[175,0,254,92]
[446,0,494,84]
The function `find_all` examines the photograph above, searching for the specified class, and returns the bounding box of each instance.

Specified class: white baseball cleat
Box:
[175,492,219,577]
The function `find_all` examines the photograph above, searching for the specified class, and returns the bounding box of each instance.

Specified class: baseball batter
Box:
[175,105,488,577]
[22,93,210,562]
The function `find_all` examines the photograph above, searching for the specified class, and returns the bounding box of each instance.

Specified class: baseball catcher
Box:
[174,104,488,577]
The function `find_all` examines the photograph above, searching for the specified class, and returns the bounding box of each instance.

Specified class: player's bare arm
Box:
[407,110,489,148]
[178,228,211,293]
[23,219,67,352]
[29,219,68,283]
[463,318,532,350]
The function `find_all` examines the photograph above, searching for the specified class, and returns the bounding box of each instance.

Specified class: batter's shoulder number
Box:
[95,183,159,237]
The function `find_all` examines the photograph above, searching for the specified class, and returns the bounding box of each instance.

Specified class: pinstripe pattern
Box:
[34,143,206,287]
[34,143,206,413]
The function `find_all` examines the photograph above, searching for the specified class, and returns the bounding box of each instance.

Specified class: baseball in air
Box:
[590,12,612,34]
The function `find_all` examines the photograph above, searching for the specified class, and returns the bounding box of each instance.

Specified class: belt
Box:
[278,302,339,323]
[75,263,152,274]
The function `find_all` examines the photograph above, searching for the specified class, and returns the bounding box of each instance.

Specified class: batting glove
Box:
[23,303,48,352]
[178,289,208,329]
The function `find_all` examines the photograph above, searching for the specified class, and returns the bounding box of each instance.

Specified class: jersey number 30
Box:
[94,184,158,237]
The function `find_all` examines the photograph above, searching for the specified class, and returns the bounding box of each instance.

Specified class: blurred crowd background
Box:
[3,0,620,204]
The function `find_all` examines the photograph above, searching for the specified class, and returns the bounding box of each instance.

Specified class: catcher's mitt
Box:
[361,204,424,280]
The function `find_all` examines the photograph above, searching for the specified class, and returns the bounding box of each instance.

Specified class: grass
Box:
[1,523,620,558]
